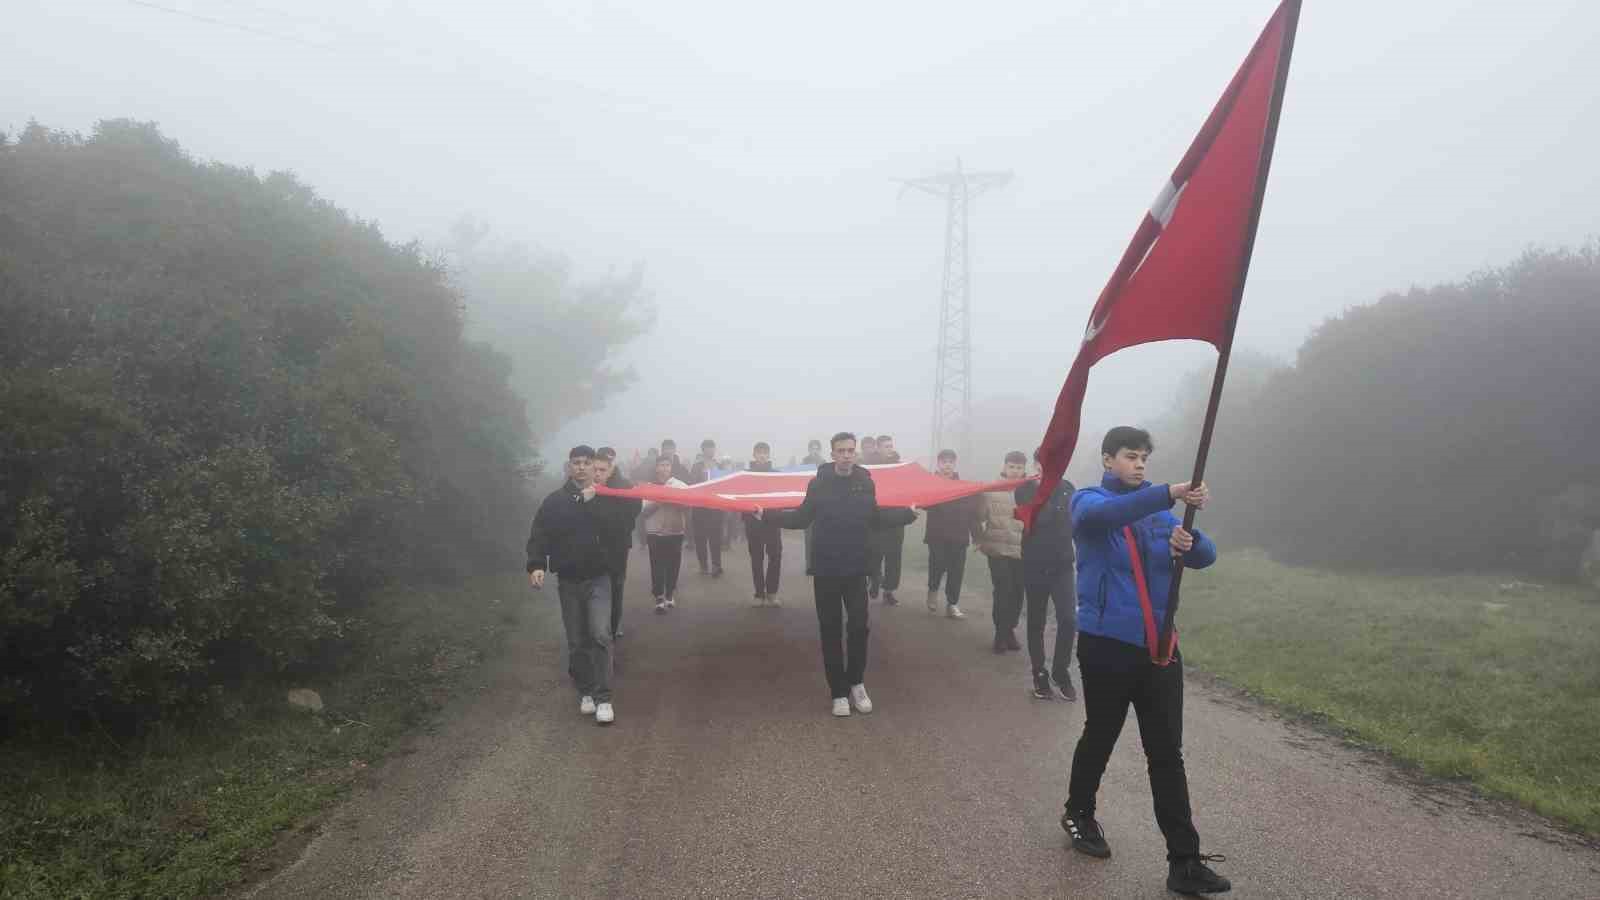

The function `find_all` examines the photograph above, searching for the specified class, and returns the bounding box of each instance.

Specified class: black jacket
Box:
[525,479,610,579]
[923,473,984,546]
[769,465,916,576]
[596,471,643,563]
[1015,477,1076,580]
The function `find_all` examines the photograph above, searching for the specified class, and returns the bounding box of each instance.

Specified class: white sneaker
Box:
[579,695,596,716]
[831,697,851,717]
[665,597,677,609]
[595,702,614,724]
[926,590,940,611]
[849,684,873,714]
[768,594,782,608]
[947,604,967,619]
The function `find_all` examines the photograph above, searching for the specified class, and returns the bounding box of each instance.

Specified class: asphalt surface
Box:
[247,535,1600,899]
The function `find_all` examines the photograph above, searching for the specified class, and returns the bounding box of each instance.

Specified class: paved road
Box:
[249,535,1600,899]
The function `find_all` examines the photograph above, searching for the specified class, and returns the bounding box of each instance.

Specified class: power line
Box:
[123,0,332,50]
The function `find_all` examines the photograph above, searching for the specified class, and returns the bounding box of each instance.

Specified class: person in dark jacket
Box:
[1015,448,1077,700]
[593,448,642,641]
[687,439,725,577]
[923,449,985,619]
[756,432,920,717]
[1059,426,1227,897]
[527,445,617,725]
[658,439,691,482]
[866,434,907,605]
[742,441,784,606]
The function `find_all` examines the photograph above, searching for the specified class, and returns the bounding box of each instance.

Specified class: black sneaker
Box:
[1031,670,1055,700]
[1060,811,1111,858]
[1167,855,1230,895]
[1052,671,1077,702]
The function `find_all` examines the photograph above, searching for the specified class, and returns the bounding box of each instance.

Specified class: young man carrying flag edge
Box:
[1018,2,1303,894]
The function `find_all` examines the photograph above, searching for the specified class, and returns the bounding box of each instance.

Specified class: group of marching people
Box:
[525,426,1233,895]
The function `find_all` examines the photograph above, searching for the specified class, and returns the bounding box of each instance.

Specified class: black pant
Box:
[869,532,904,594]
[647,534,684,599]
[927,541,969,604]
[607,550,629,637]
[692,510,723,572]
[987,556,1025,633]
[1025,567,1076,683]
[1066,632,1200,861]
[813,575,869,699]
[744,518,782,595]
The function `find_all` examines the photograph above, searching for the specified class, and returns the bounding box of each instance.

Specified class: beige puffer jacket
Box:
[641,478,689,536]
[977,488,1022,559]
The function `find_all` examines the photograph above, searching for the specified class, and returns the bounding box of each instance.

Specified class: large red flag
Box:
[1018,1,1297,530]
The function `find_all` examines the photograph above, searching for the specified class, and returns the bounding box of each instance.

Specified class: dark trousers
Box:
[987,556,1025,633]
[1025,567,1076,682]
[813,575,870,699]
[1066,632,1200,861]
[607,550,628,637]
[646,534,684,599]
[868,533,904,594]
[927,540,969,604]
[744,518,782,595]
[692,510,723,571]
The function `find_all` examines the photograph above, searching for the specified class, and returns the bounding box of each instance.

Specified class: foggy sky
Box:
[9,1,1599,469]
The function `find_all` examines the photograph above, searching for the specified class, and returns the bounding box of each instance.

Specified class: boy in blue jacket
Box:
[1059,427,1230,896]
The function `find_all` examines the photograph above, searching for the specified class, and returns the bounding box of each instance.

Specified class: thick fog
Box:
[9,0,1599,466]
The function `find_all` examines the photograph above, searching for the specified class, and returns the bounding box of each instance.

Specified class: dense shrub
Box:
[1151,246,1600,578]
[0,121,642,726]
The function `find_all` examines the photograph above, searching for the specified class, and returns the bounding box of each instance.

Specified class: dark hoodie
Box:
[526,479,610,579]
[923,471,984,546]
[596,469,643,566]
[768,464,916,576]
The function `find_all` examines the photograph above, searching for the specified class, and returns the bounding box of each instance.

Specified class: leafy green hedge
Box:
[0,121,534,725]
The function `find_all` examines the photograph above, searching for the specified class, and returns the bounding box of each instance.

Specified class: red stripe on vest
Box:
[1122,526,1175,666]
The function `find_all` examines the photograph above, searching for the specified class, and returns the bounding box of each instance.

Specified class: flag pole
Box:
[1158,0,1303,659]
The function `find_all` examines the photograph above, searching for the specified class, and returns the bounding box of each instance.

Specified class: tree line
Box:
[1150,245,1600,582]
[0,120,649,730]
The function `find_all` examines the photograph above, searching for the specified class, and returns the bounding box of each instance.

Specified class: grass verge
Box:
[1180,550,1600,834]
[0,573,525,899]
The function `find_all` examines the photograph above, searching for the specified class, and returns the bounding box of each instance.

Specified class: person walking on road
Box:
[978,450,1028,653]
[641,454,689,614]
[743,441,784,606]
[688,439,725,578]
[526,445,617,725]
[1015,449,1077,700]
[592,448,642,641]
[1059,426,1229,896]
[755,433,919,718]
[867,434,907,605]
[923,449,984,619]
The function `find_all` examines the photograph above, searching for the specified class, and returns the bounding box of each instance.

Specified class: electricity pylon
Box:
[901,160,1012,462]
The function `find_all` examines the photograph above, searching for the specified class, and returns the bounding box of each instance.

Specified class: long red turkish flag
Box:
[1018,1,1295,530]
[597,462,1026,514]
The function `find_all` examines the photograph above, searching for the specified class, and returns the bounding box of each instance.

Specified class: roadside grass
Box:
[1180,551,1600,834]
[0,573,525,899]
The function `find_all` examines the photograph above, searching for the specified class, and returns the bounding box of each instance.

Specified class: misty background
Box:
[10,0,1598,471]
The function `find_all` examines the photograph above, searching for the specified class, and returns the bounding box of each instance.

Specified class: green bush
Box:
[0,121,579,725]
[1150,245,1600,578]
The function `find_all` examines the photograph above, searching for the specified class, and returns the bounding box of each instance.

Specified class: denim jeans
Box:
[557,574,614,703]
